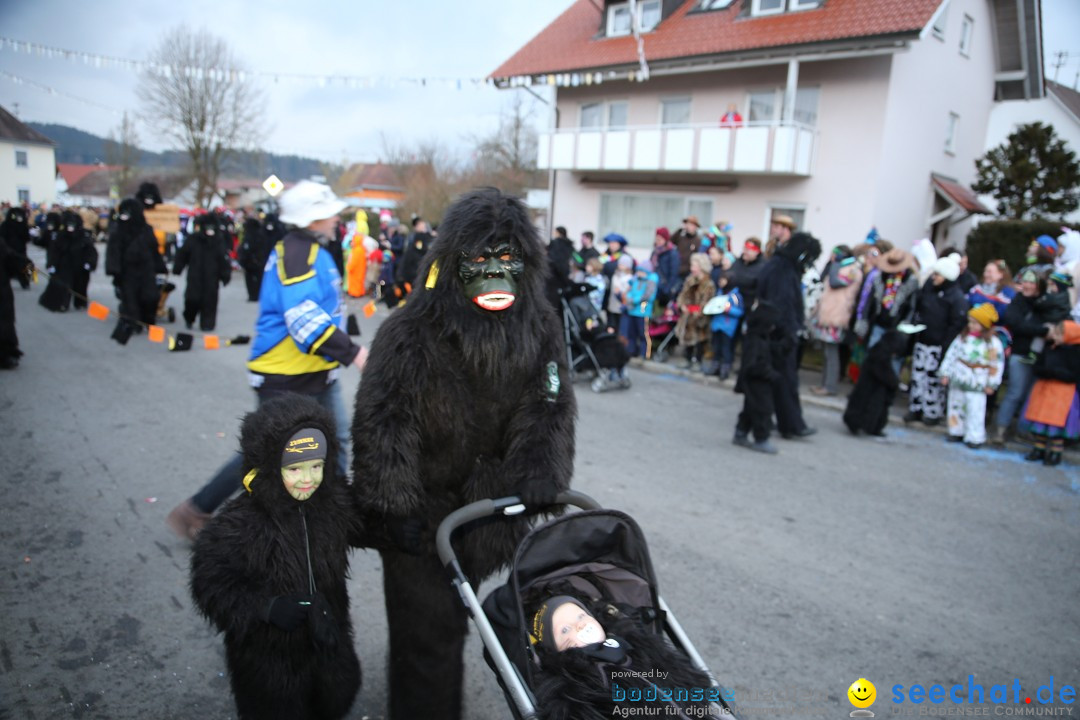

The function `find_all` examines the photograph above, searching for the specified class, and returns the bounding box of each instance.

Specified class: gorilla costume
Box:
[173,214,231,330]
[238,215,269,301]
[106,198,166,343]
[843,329,908,436]
[351,187,577,720]
[190,395,364,720]
[39,211,96,312]
[734,300,782,444]
[1,207,32,289]
[0,233,32,368]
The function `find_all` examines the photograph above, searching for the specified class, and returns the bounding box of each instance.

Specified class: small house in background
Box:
[340,162,404,211]
[0,105,57,207]
[491,0,1043,252]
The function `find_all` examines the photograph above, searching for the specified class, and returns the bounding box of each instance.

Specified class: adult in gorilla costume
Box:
[174,213,231,331]
[351,187,577,720]
[1,207,32,289]
[39,210,95,312]
[106,198,166,343]
[238,213,269,302]
[0,233,33,369]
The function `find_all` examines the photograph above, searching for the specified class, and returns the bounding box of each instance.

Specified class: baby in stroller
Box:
[560,281,631,392]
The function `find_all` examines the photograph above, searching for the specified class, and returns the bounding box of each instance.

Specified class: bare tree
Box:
[137,26,264,207]
[467,93,541,197]
[380,134,463,224]
[103,111,141,190]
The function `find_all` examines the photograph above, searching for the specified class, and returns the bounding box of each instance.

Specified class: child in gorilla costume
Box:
[173,213,231,330]
[351,187,577,720]
[843,328,909,436]
[190,395,365,720]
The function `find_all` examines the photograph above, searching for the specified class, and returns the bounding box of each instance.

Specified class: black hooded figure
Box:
[0,233,32,368]
[351,187,577,720]
[39,210,96,312]
[1,207,32,289]
[734,300,782,448]
[190,395,364,720]
[238,215,269,301]
[174,214,231,330]
[755,231,821,438]
[135,181,163,210]
[843,329,909,436]
[106,198,166,343]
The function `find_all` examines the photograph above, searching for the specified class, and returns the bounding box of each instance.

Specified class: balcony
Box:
[536,122,816,177]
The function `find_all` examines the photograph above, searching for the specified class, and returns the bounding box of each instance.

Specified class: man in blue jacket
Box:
[167,181,369,541]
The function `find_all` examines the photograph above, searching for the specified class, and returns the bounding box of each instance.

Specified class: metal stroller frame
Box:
[559,284,604,382]
[436,491,737,719]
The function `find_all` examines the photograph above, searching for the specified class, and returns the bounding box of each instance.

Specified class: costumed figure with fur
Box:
[351,187,577,720]
[174,213,231,331]
[0,230,33,368]
[39,210,95,312]
[843,329,908,436]
[1,206,32,289]
[190,396,365,720]
[106,198,166,343]
[238,214,269,302]
[733,300,781,453]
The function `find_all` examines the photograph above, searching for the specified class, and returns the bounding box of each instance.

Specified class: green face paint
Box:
[458,242,524,311]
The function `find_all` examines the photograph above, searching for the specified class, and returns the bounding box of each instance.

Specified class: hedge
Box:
[964,220,1078,278]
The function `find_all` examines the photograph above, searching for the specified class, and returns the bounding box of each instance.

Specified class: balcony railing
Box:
[536,122,817,176]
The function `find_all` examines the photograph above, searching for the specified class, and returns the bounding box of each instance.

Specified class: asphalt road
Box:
[1,254,1077,719]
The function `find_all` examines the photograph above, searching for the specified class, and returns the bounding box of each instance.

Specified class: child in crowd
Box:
[621,258,658,359]
[939,304,1005,448]
[843,329,909,437]
[583,257,607,316]
[607,254,633,335]
[674,253,715,371]
[190,396,366,720]
[1019,320,1080,466]
[706,262,743,380]
[733,301,781,454]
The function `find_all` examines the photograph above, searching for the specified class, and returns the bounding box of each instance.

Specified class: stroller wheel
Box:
[652,349,668,363]
[167,307,176,323]
[590,376,608,393]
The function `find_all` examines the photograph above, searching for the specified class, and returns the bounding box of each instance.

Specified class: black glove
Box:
[515,479,559,509]
[386,515,427,555]
[308,593,338,651]
[260,594,311,631]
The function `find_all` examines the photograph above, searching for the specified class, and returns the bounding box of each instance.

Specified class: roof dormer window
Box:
[606,0,662,37]
[751,0,820,16]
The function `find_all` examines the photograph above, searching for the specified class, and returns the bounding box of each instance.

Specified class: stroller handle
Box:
[436,490,602,570]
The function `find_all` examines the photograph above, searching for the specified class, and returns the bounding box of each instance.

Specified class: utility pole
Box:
[1052,51,1067,82]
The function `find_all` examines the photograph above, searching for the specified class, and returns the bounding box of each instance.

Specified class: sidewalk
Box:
[627,355,1080,464]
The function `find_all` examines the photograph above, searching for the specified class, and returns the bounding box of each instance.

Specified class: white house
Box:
[0,105,57,208]
[491,0,1044,253]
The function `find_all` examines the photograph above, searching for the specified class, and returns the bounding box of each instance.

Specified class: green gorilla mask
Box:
[458,242,524,311]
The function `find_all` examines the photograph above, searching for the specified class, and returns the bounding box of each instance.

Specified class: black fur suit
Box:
[106,199,166,341]
[0,233,32,368]
[843,329,907,435]
[1,207,31,289]
[351,188,577,720]
[734,301,781,442]
[173,214,231,331]
[238,216,268,301]
[190,396,364,720]
[39,211,95,312]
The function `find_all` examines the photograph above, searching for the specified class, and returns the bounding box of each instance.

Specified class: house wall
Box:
[875,0,998,250]
[0,141,56,207]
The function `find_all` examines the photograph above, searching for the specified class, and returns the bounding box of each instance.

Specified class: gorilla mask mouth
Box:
[473,291,516,311]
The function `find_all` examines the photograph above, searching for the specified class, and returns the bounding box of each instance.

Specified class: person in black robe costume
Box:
[0,233,32,368]
[190,395,365,720]
[351,187,577,720]
[71,216,98,310]
[843,329,909,436]
[106,198,166,344]
[173,213,231,331]
[238,214,269,301]
[1,207,32,289]
[39,211,95,312]
[733,300,782,454]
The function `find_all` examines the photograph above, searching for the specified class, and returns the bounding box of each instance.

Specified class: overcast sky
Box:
[1,0,1077,165]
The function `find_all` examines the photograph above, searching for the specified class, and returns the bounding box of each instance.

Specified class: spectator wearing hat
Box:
[167,180,370,541]
[854,247,920,351]
[809,245,863,396]
[1018,319,1080,466]
[764,214,797,259]
[904,253,969,427]
[601,233,633,329]
[937,246,977,293]
[621,258,658,358]
[940,304,1005,448]
[992,267,1052,445]
[650,226,680,306]
[671,216,701,279]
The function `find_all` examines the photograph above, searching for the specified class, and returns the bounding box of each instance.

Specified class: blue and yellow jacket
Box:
[248,229,359,395]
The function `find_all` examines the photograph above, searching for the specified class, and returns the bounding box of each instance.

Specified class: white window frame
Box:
[959,14,974,56]
[751,0,785,16]
[745,87,819,128]
[660,96,692,127]
[17,187,30,204]
[579,100,629,131]
[608,101,629,130]
[606,0,662,37]
[599,191,714,246]
[15,148,28,168]
[945,112,959,155]
[789,0,820,10]
[931,1,949,40]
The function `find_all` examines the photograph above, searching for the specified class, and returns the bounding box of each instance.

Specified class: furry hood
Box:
[192,213,219,237]
[135,182,163,208]
[239,395,342,515]
[60,210,84,234]
[117,198,147,228]
[3,207,27,226]
[775,231,821,271]
[745,300,781,336]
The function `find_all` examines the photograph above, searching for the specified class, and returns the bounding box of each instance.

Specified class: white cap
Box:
[932,253,961,282]
[278,180,347,228]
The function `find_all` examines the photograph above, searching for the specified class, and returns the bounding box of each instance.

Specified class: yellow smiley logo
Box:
[848,678,876,709]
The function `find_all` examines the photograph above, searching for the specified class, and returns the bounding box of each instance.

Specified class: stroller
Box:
[437,491,737,719]
[559,283,631,393]
[647,303,680,362]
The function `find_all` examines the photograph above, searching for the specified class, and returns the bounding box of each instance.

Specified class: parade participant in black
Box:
[394,216,432,297]
[238,213,268,302]
[756,231,821,439]
[351,187,576,720]
[844,329,909,436]
[106,198,166,344]
[191,396,364,720]
[733,300,781,454]
[0,233,32,369]
[38,210,92,312]
[173,213,231,331]
[1,206,32,289]
[546,225,576,309]
[71,214,98,310]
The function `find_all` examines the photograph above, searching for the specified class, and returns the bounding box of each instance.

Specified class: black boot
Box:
[1043,451,1062,467]
[1024,447,1045,462]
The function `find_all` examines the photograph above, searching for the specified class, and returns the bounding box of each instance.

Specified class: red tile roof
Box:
[932,175,993,215]
[491,0,944,80]
[58,163,119,188]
